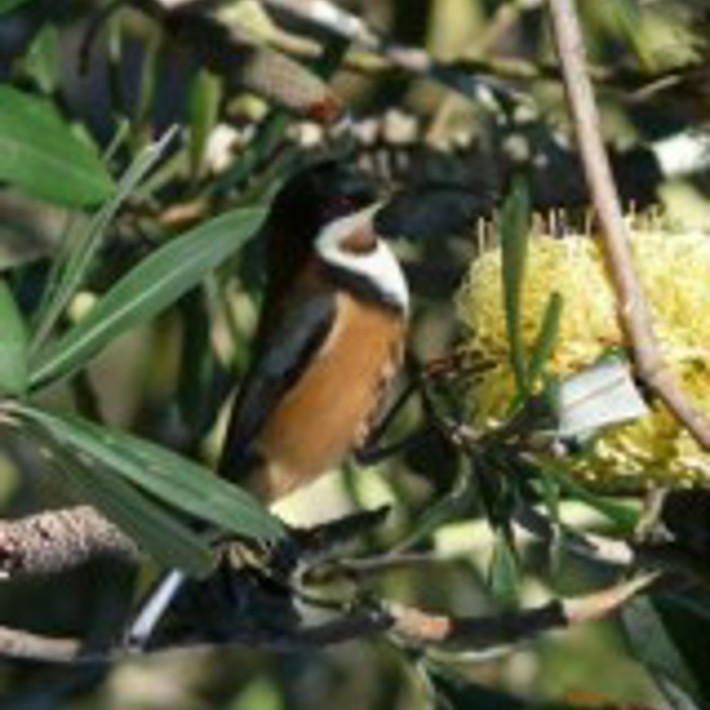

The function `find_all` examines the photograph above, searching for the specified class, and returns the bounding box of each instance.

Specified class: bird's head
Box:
[268,160,380,246]
[265,160,408,312]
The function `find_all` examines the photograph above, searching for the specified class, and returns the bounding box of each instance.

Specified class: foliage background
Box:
[0,0,708,707]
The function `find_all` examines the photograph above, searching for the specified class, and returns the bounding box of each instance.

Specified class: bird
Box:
[128,159,409,645]
[217,159,409,503]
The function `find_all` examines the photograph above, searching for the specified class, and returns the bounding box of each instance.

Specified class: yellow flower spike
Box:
[456,225,710,488]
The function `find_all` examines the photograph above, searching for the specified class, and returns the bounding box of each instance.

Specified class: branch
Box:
[512,502,635,567]
[0,506,139,580]
[546,0,710,450]
[387,573,657,652]
[0,572,656,664]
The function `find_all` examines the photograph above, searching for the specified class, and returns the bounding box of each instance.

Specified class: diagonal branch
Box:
[546,0,710,450]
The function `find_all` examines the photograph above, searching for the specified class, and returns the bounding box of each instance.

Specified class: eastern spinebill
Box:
[128,159,409,644]
[218,159,409,502]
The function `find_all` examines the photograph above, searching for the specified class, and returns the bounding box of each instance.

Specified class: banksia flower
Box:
[456,224,710,488]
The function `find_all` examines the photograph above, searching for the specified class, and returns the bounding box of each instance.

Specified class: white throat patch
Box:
[314,205,410,313]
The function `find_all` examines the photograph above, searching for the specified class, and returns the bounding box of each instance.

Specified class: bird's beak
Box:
[352,201,387,243]
[316,200,387,256]
[358,200,386,229]
[342,200,385,239]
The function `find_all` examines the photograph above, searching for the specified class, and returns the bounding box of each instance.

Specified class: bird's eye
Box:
[332,196,355,212]
[323,195,356,221]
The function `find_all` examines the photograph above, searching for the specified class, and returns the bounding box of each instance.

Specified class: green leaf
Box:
[499,176,531,398]
[213,112,289,198]
[526,291,563,389]
[488,531,520,607]
[538,466,561,526]
[52,446,214,576]
[17,406,285,543]
[621,595,710,708]
[130,30,161,149]
[0,281,28,397]
[188,69,222,183]
[29,205,268,389]
[30,126,177,353]
[390,463,476,553]
[541,458,639,532]
[177,288,219,438]
[0,86,114,206]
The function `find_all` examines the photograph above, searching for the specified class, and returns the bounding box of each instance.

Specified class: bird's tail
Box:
[126,569,187,648]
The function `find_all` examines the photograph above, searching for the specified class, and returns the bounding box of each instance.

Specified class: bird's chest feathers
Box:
[258,293,404,495]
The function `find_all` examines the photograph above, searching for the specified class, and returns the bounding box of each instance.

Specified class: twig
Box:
[303,551,444,585]
[513,502,635,568]
[546,0,710,450]
[560,573,658,624]
[388,572,657,652]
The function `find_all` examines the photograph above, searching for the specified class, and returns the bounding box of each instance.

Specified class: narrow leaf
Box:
[541,458,639,531]
[30,127,178,353]
[177,288,220,438]
[188,69,222,183]
[622,596,709,707]
[132,31,161,145]
[488,532,520,607]
[29,206,268,389]
[18,406,285,543]
[213,112,289,197]
[0,281,28,397]
[538,466,561,526]
[536,467,566,574]
[526,291,563,388]
[499,176,531,398]
[391,464,477,553]
[0,86,114,206]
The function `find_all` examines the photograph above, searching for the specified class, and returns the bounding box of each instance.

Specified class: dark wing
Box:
[217,291,336,483]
